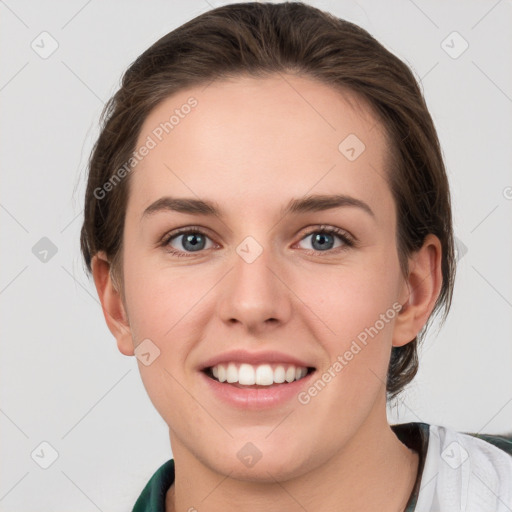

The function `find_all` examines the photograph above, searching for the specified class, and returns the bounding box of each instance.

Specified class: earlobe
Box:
[91,251,134,356]
[392,234,443,348]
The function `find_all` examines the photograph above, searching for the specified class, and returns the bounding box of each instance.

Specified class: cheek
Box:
[122,248,202,342]
[122,258,207,423]
[294,258,402,398]
[297,258,400,336]
[296,268,399,411]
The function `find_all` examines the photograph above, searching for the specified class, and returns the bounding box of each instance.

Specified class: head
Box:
[81,1,455,479]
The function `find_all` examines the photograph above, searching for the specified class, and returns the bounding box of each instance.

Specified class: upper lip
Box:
[199,349,315,370]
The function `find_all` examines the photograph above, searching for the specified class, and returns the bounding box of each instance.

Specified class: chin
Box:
[208,446,312,484]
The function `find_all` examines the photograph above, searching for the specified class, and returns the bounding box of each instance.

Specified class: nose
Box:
[217,241,292,334]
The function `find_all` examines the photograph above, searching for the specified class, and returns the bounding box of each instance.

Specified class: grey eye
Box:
[169,232,213,252]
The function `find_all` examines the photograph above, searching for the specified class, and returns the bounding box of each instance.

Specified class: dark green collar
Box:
[132,459,175,512]
[391,422,431,511]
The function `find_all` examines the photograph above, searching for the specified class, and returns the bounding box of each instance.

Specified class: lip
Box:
[198,349,315,371]
[200,368,316,410]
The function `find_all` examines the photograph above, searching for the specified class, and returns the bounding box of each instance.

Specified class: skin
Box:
[92,74,442,512]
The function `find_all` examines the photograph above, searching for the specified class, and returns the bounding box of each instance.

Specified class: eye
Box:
[162,228,215,257]
[296,226,354,254]
[160,225,355,258]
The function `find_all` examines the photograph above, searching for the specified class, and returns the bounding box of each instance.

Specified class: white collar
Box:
[414,424,512,511]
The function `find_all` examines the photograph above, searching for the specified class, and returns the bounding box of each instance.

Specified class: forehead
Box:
[127,74,393,226]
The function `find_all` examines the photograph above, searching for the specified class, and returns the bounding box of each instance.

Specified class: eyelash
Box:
[160,225,356,258]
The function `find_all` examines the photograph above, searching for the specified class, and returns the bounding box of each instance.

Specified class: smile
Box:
[206,362,314,386]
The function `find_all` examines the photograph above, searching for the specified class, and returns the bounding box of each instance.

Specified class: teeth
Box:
[255,364,274,386]
[274,365,286,383]
[239,364,256,385]
[226,363,238,383]
[209,362,310,386]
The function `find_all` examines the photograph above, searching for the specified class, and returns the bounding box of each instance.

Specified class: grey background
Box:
[1,0,511,510]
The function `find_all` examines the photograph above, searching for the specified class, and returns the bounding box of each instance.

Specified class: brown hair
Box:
[80,1,456,401]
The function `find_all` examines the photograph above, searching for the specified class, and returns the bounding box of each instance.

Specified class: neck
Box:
[166,397,419,512]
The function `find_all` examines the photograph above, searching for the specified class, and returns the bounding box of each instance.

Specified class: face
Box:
[117,74,410,480]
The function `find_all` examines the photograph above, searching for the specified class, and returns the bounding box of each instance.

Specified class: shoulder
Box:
[462,428,512,457]
[415,423,512,512]
[431,423,512,470]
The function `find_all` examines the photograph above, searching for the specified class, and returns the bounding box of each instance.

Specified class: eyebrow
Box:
[141,194,375,221]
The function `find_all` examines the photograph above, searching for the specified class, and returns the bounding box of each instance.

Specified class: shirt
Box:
[132,422,512,512]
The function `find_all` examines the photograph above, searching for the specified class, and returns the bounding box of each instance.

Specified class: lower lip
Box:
[200,370,316,410]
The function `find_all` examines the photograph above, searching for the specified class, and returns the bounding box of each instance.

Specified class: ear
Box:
[392,234,443,347]
[91,251,134,356]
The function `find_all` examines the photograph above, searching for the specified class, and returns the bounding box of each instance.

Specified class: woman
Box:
[80,2,512,511]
